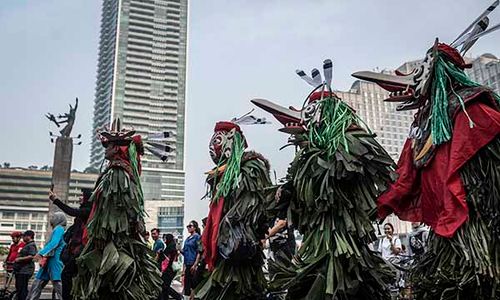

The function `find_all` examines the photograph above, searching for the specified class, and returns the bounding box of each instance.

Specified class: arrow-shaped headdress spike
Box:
[146,141,173,153]
[296,69,316,87]
[460,17,490,54]
[323,59,333,87]
[461,22,500,46]
[451,0,499,47]
[146,131,173,140]
[311,68,322,86]
[231,109,271,125]
[232,115,271,125]
[146,146,170,162]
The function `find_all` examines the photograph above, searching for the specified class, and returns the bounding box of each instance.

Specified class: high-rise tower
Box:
[90,0,188,237]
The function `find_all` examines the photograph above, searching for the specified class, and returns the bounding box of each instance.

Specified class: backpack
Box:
[409,231,425,255]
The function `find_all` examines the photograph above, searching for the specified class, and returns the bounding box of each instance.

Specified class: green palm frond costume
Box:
[73,123,161,299]
[252,59,397,299]
[196,121,272,300]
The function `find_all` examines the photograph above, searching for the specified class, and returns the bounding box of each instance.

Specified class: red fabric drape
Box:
[201,197,225,271]
[378,102,500,238]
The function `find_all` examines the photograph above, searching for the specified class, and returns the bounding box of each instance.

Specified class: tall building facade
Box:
[90,0,188,236]
[465,53,500,93]
[0,167,97,247]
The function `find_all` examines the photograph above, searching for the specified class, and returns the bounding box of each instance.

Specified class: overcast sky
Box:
[0,0,498,223]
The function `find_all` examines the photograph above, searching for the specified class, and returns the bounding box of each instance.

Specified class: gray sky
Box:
[1,0,498,223]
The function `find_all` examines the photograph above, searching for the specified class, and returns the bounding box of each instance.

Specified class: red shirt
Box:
[6,241,25,270]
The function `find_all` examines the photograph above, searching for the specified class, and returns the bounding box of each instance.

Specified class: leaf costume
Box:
[252,59,397,299]
[353,30,500,298]
[73,120,162,299]
[197,121,271,300]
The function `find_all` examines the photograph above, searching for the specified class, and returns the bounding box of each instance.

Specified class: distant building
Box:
[89,0,188,236]
[0,168,98,247]
[465,53,500,93]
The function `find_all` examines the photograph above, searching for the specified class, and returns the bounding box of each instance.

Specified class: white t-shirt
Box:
[378,236,401,260]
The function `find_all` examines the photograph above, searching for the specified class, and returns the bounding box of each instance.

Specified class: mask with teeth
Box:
[209,122,248,165]
[352,40,496,165]
[352,40,441,112]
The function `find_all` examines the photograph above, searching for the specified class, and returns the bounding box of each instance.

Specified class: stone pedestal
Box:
[47,137,73,237]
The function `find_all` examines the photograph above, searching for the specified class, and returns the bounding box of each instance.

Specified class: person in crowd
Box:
[408,222,429,258]
[378,223,402,261]
[182,220,201,300]
[159,233,182,300]
[267,183,296,260]
[4,231,24,277]
[145,231,154,250]
[28,212,66,300]
[49,188,92,300]
[152,228,165,263]
[13,231,37,300]
[193,218,207,286]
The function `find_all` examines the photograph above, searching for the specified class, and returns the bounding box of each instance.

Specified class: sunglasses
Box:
[186,225,194,229]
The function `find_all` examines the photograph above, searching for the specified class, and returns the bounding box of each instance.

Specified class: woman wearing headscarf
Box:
[28,211,67,300]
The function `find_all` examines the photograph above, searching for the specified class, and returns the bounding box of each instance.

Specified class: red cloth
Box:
[378,102,500,238]
[201,197,225,271]
[82,189,101,245]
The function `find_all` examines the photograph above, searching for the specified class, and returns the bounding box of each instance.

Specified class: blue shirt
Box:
[182,233,200,266]
[153,238,165,253]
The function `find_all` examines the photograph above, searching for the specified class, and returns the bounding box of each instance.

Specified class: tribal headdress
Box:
[252,59,364,158]
[207,112,269,200]
[352,1,500,154]
[98,118,176,212]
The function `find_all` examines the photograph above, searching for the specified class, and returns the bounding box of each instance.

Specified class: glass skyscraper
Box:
[90,0,188,237]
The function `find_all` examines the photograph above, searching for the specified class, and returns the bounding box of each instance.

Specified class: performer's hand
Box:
[190,265,196,275]
[33,254,42,262]
[48,190,57,201]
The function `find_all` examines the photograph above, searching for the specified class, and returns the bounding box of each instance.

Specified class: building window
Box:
[157,216,183,228]
[2,212,15,219]
[31,223,44,231]
[15,223,29,230]
[17,213,30,220]
[31,213,45,221]
[158,207,183,215]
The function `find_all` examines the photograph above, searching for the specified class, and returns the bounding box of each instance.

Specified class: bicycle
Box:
[0,271,17,300]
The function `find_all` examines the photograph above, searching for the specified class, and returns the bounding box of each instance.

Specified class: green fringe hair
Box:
[213,132,246,201]
[307,95,366,158]
[430,54,500,145]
